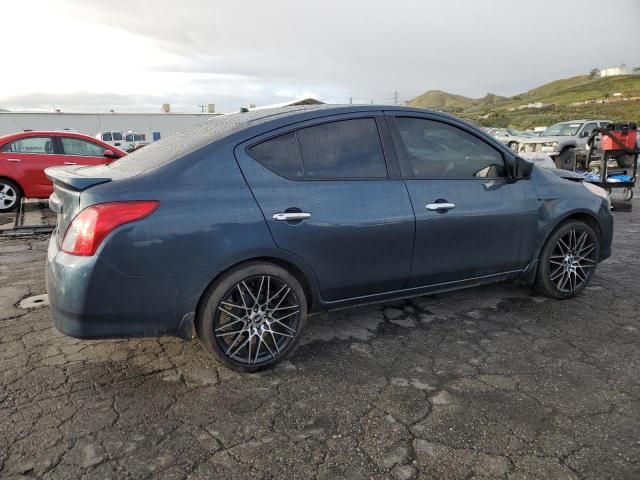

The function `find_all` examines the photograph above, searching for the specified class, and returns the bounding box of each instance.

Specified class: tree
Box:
[589,68,600,79]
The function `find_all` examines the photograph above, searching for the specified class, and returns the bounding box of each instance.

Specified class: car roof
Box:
[0,130,101,143]
[556,119,610,124]
[101,104,480,179]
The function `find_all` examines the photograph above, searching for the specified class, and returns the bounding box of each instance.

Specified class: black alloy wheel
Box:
[197,262,307,372]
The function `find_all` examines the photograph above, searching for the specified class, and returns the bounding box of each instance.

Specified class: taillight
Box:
[61,201,159,256]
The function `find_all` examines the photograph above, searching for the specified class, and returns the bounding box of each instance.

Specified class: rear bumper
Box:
[46,233,200,339]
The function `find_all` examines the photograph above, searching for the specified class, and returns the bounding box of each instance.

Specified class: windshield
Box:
[544,122,582,136]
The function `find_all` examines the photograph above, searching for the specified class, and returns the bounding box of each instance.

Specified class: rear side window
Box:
[249,132,303,178]
[297,118,387,178]
[395,117,507,179]
[61,137,106,156]
[1,136,54,154]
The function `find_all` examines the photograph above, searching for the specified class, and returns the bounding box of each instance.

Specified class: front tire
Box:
[535,220,599,299]
[557,149,576,170]
[197,262,307,372]
[0,179,21,212]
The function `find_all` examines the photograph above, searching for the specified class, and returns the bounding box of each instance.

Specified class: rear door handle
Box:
[7,158,21,162]
[426,202,456,211]
[273,212,311,221]
[64,162,77,165]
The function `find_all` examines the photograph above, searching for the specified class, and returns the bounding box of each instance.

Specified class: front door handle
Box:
[273,212,311,221]
[7,158,21,162]
[64,162,77,165]
[426,202,456,211]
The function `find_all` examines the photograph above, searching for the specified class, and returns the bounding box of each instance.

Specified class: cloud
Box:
[2,0,639,112]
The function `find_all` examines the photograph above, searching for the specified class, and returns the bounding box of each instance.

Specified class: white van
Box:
[96,131,125,150]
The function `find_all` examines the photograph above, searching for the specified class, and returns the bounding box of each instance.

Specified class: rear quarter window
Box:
[248,132,303,179]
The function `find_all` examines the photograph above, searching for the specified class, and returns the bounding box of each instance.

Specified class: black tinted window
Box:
[396,117,507,179]
[297,118,387,178]
[249,132,303,178]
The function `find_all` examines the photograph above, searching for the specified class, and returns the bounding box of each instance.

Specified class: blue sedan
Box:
[45,105,613,371]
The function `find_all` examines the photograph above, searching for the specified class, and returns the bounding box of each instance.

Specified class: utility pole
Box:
[394,91,398,105]
[349,97,353,105]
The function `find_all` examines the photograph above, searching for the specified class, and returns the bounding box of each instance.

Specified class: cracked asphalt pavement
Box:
[1,201,639,480]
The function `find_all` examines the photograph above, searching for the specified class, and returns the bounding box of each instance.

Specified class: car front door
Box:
[387,114,539,287]
[0,135,65,197]
[235,114,415,302]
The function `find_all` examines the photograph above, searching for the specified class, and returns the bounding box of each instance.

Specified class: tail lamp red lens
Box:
[61,201,159,256]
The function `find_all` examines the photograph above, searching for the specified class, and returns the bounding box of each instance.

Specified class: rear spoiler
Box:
[45,165,111,191]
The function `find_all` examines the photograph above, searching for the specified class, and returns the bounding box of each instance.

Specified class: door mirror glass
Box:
[103,149,117,158]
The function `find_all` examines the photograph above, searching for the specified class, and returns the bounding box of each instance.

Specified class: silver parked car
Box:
[517,120,610,169]
[487,128,535,151]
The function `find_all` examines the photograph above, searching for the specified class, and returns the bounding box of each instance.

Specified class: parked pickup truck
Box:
[517,119,610,169]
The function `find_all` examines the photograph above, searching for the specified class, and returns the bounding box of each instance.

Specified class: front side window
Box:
[395,117,507,179]
[297,118,387,178]
[61,137,106,156]
[1,136,54,154]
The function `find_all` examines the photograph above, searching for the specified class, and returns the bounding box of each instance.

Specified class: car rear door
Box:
[58,136,112,166]
[235,113,415,302]
[387,113,539,287]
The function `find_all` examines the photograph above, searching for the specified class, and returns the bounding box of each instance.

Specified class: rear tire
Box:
[0,179,21,212]
[197,261,307,372]
[535,220,599,299]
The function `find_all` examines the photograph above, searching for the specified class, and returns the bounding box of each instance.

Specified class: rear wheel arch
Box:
[193,256,317,339]
[0,176,24,196]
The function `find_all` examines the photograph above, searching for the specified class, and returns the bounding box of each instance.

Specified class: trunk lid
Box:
[45,165,112,245]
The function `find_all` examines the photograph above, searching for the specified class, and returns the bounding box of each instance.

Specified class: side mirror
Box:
[103,149,117,159]
[513,157,533,179]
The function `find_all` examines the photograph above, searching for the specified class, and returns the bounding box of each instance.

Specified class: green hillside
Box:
[409,90,477,110]
[408,74,640,129]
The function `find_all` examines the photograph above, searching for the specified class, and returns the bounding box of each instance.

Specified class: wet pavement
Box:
[0,200,639,479]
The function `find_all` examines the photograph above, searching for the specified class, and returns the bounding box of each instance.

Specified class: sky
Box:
[1,0,639,113]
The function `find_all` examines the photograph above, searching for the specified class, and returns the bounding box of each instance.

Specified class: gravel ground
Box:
[0,200,639,479]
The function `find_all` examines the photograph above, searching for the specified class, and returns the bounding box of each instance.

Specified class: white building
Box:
[0,111,220,140]
[600,65,632,77]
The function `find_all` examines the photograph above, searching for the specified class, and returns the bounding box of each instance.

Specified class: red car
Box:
[0,131,126,212]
